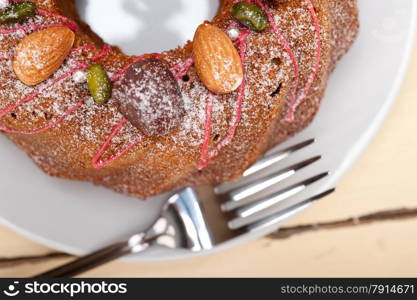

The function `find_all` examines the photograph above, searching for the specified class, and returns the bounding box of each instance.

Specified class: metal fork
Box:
[36,138,333,278]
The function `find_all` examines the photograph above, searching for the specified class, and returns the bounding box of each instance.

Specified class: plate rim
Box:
[1,1,417,262]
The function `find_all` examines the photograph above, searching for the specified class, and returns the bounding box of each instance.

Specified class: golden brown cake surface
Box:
[0,0,359,198]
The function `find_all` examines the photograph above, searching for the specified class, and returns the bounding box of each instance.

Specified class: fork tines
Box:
[216,138,331,231]
[247,188,336,232]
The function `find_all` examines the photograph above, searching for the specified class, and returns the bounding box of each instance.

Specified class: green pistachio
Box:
[0,1,37,24]
[231,2,268,32]
[87,64,112,104]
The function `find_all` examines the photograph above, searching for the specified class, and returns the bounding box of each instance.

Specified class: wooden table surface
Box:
[1,37,417,278]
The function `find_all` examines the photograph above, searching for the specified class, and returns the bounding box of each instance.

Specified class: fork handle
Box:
[34,238,149,278]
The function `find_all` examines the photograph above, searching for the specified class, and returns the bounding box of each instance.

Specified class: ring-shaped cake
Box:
[0,0,359,198]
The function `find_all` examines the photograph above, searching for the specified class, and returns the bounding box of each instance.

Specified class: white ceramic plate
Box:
[0,0,416,262]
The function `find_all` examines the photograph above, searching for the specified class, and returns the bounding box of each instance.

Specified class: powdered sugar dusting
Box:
[0,0,359,198]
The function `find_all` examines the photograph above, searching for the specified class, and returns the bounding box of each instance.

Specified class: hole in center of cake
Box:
[76,0,219,55]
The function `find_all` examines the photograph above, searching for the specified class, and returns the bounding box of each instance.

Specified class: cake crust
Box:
[0,0,359,198]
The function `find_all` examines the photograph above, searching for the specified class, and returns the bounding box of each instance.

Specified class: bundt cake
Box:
[0,0,359,198]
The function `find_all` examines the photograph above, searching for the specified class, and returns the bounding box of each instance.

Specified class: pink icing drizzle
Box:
[0,7,110,136]
[92,53,190,169]
[0,101,83,134]
[0,22,70,34]
[197,92,215,169]
[71,46,95,53]
[254,0,300,123]
[197,0,322,168]
[197,28,250,170]
[0,64,87,134]
[0,4,131,168]
[110,53,162,82]
[255,0,322,122]
[0,0,321,170]
[71,45,113,62]
[292,0,322,113]
[91,54,162,169]
[92,117,143,169]
[171,57,194,80]
[2,1,78,33]
[36,8,78,32]
[91,45,112,62]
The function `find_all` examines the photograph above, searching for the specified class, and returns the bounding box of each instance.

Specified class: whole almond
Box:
[193,23,243,94]
[13,27,75,86]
